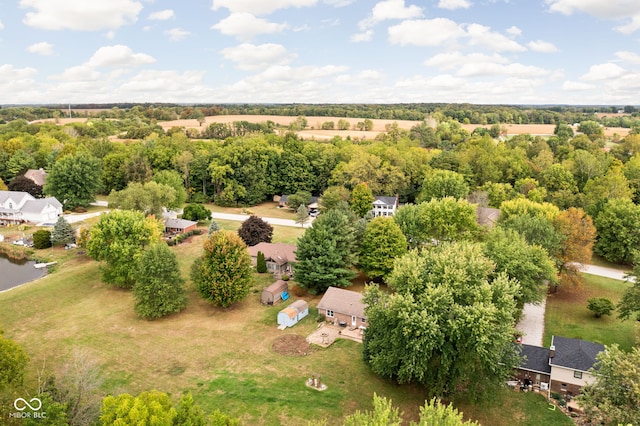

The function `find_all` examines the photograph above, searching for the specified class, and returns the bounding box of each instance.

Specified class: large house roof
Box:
[373,196,397,206]
[248,242,297,264]
[550,336,605,372]
[165,218,197,230]
[24,168,47,186]
[21,197,62,214]
[519,344,551,374]
[317,286,366,318]
[0,190,34,206]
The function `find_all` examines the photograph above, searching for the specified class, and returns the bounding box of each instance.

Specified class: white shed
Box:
[277,300,309,328]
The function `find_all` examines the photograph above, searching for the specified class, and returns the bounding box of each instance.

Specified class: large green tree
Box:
[152,169,187,209]
[617,256,640,320]
[359,217,407,281]
[100,390,177,425]
[594,198,640,264]
[484,227,557,307]
[417,169,469,202]
[350,182,375,217]
[133,243,187,319]
[191,230,253,307]
[86,210,163,288]
[294,208,357,294]
[108,181,177,218]
[363,242,520,400]
[578,345,640,425]
[45,151,102,209]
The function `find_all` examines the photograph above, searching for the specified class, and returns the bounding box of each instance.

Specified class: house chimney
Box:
[549,345,555,359]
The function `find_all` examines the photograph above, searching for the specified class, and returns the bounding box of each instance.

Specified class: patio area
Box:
[306,323,364,348]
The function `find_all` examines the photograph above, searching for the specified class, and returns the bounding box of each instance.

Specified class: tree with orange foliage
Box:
[553,207,596,288]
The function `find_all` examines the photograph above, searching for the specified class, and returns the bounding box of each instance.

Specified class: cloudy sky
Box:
[0,0,639,105]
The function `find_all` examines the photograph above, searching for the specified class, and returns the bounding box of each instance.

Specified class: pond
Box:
[0,254,46,292]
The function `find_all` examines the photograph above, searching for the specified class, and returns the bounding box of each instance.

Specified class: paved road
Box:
[210,212,314,228]
[578,263,632,281]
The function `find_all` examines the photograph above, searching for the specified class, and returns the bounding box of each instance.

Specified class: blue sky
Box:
[0,0,639,105]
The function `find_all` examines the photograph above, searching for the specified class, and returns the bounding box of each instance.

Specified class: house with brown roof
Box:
[476,206,501,228]
[247,242,297,276]
[24,168,48,187]
[317,286,367,329]
[164,218,198,234]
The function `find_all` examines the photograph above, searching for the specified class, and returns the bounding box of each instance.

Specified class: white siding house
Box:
[0,191,63,225]
[371,196,398,217]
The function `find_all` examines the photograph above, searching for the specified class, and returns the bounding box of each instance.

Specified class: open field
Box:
[33,115,630,139]
[0,225,573,424]
[544,273,637,351]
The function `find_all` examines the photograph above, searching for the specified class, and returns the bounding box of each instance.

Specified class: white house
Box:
[371,196,398,217]
[0,191,63,225]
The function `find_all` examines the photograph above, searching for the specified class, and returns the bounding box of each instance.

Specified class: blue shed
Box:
[277,300,309,328]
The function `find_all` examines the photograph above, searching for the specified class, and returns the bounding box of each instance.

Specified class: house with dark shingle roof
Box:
[549,336,604,395]
[372,195,398,217]
[514,336,604,398]
[247,242,297,276]
[317,286,367,329]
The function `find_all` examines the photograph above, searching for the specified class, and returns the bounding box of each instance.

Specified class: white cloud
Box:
[0,65,40,103]
[27,41,54,55]
[20,0,143,31]
[425,52,508,70]
[165,28,190,41]
[211,13,288,40]
[0,64,38,79]
[438,0,472,10]
[616,51,640,64]
[54,65,102,82]
[562,81,596,91]
[527,40,559,52]
[457,62,549,78]
[87,45,156,68]
[105,31,116,40]
[148,10,175,20]
[0,20,4,30]
[580,63,626,81]
[211,0,317,16]
[506,26,522,37]
[466,23,526,52]
[545,0,640,33]
[351,30,373,42]
[323,0,355,6]
[359,0,423,30]
[388,18,465,46]
[220,43,292,71]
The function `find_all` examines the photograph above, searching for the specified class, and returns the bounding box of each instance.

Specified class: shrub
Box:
[33,230,52,249]
[587,297,615,318]
[281,274,290,281]
[182,204,211,222]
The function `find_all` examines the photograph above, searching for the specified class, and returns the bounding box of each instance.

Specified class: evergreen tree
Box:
[33,229,52,249]
[50,216,75,246]
[208,220,221,235]
[133,243,187,319]
[256,251,267,273]
[294,209,356,294]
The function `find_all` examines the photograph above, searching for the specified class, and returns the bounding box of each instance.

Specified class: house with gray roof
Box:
[514,336,605,398]
[164,218,198,234]
[247,242,297,276]
[0,190,62,225]
[372,195,398,217]
[317,286,367,329]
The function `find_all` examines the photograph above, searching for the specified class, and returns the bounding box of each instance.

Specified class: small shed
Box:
[261,280,289,305]
[277,300,309,328]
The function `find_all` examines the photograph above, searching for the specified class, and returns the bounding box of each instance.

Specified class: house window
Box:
[361,318,366,323]
[574,371,582,379]
[327,310,334,318]
[561,383,567,391]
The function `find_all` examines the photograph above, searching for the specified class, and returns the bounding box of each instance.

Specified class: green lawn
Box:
[206,201,298,221]
[544,273,637,351]
[0,226,574,425]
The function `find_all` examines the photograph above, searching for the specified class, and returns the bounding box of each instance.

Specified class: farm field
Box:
[544,273,637,351]
[0,226,571,425]
[33,115,630,139]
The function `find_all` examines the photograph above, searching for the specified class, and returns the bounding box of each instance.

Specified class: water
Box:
[0,255,46,292]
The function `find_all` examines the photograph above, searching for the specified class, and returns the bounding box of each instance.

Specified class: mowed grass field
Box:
[544,273,637,351]
[0,223,571,425]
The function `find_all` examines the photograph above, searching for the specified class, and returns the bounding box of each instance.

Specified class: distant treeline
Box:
[1,103,639,127]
